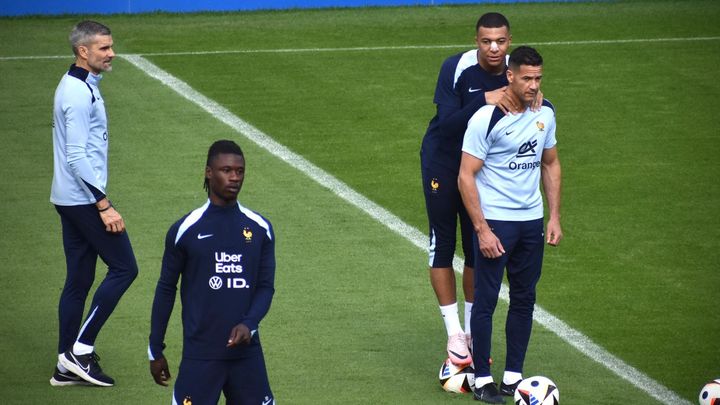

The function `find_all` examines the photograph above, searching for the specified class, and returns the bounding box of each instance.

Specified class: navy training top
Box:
[420,49,509,173]
[149,200,275,360]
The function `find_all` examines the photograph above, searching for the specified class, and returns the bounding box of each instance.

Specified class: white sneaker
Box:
[447,332,472,366]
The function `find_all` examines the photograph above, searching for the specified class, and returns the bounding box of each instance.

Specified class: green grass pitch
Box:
[0,1,718,403]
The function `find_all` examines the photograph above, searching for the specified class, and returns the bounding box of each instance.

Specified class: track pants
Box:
[55,204,138,353]
[471,218,544,377]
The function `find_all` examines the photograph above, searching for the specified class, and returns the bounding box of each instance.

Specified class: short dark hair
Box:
[69,21,111,56]
[508,46,543,70]
[203,140,244,193]
[476,12,510,32]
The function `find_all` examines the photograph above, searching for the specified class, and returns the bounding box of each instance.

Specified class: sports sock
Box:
[72,341,94,355]
[503,371,522,385]
[464,301,473,336]
[475,376,494,389]
[439,303,463,336]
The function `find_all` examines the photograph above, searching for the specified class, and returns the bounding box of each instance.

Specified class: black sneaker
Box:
[59,351,114,387]
[499,380,520,396]
[49,367,92,387]
[473,382,506,403]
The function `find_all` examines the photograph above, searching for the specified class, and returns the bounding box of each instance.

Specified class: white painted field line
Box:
[121,54,691,405]
[2,36,719,61]
[115,36,720,57]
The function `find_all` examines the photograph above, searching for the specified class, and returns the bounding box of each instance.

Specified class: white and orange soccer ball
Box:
[438,358,475,393]
[514,376,559,405]
[699,379,720,405]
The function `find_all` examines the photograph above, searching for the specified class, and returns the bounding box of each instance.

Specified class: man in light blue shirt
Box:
[50,20,137,388]
[459,46,563,403]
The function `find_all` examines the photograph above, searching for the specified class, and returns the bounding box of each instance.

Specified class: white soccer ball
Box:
[514,376,559,405]
[699,379,720,405]
[438,358,475,393]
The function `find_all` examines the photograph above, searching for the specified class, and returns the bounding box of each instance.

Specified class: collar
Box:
[67,64,102,86]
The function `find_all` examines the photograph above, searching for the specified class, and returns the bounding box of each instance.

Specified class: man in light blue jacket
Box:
[50,20,137,388]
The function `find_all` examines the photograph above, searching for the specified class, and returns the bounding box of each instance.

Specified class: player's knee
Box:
[508,294,536,315]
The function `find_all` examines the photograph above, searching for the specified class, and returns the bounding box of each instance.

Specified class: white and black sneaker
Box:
[49,367,92,387]
[59,351,114,387]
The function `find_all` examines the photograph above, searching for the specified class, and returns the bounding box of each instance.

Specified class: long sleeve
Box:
[435,96,490,139]
[148,224,184,360]
[62,93,106,200]
[241,226,276,332]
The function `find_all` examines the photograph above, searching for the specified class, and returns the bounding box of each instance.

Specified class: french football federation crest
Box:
[243,227,253,242]
[430,178,440,193]
[183,397,192,405]
[536,121,545,131]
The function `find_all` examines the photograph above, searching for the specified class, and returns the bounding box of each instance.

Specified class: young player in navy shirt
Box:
[149,140,276,405]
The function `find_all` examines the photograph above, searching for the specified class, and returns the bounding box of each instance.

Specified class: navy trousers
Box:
[471,218,545,377]
[55,204,138,354]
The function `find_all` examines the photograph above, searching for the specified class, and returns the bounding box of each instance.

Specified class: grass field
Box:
[1,1,719,403]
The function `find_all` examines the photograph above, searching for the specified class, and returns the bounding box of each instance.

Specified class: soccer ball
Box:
[699,379,720,405]
[438,358,475,393]
[514,376,559,405]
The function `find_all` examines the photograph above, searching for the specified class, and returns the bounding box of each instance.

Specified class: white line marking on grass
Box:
[2,36,719,61]
[120,54,691,405]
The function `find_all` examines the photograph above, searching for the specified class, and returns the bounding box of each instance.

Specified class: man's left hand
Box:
[546,218,563,246]
[227,323,251,347]
[530,89,544,112]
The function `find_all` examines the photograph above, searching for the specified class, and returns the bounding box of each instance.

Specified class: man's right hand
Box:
[478,226,505,259]
[150,357,171,386]
[485,86,521,115]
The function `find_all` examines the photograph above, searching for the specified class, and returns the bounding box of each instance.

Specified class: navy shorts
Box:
[421,164,474,268]
[173,354,274,405]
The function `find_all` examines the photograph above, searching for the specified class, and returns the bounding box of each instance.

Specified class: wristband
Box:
[98,201,113,212]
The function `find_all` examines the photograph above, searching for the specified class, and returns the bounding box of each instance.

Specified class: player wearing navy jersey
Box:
[149,140,276,405]
[458,46,562,403]
[51,21,138,387]
[420,12,529,366]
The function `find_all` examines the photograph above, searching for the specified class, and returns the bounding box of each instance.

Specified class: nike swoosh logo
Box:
[262,398,274,405]
[197,233,213,239]
[448,350,469,360]
[70,353,91,374]
[505,130,515,135]
[468,88,483,93]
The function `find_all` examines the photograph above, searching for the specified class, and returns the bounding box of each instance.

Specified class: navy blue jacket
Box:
[149,200,275,360]
[421,50,509,173]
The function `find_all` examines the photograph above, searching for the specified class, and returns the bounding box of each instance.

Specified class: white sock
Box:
[439,303,463,336]
[475,376,494,389]
[464,301,473,336]
[72,342,94,355]
[503,371,523,385]
[57,361,69,373]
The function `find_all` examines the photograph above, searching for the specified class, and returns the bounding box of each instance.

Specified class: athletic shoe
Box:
[473,382,506,403]
[49,367,92,387]
[465,334,495,366]
[59,351,114,387]
[447,332,472,366]
[499,380,521,396]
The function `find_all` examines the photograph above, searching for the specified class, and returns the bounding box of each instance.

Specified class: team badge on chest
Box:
[243,227,253,242]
